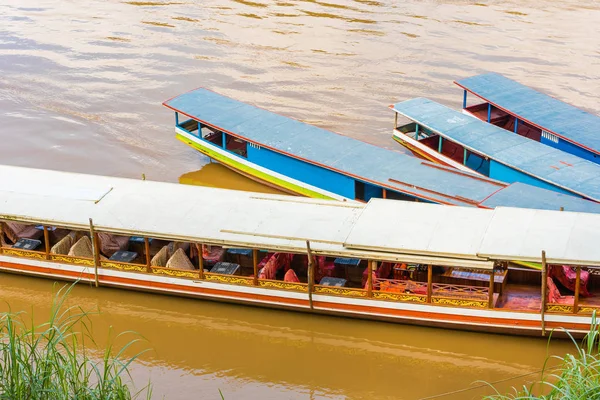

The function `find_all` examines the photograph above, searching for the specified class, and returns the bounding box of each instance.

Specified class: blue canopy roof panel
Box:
[392,98,600,202]
[164,88,600,213]
[455,73,600,154]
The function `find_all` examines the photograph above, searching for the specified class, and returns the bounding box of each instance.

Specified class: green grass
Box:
[484,313,600,399]
[0,283,151,399]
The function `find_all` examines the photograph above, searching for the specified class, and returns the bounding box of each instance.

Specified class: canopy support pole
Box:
[382,189,387,199]
[175,112,179,125]
[487,103,492,123]
[89,218,99,288]
[43,226,50,260]
[253,249,258,286]
[574,266,581,314]
[463,148,467,165]
[427,264,433,303]
[367,260,374,298]
[144,238,151,273]
[541,250,547,336]
[197,244,204,279]
[514,117,519,133]
[488,268,495,308]
[415,124,420,140]
[463,90,467,109]
[438,136,443,153]
[306,241,315,310]
[394,112,398,130]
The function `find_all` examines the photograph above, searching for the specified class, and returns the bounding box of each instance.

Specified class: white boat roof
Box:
[0,165,598,268]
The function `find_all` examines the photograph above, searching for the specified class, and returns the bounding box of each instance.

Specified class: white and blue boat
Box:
[455,73,600,163]
[392,98,600,203]
[164,88,600,213]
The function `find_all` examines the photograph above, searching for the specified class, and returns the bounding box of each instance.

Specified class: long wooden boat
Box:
[2,165,600,338]
[162,89,600,213]
[391,98,600,203]
[455,72,600,164]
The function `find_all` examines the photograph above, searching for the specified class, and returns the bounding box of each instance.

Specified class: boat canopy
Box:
[455,73,600,155]
[478,207,600,266]
[164,89,600,212]
[164,88,505,207]
[3,165,600,267]
[392,98,600,202]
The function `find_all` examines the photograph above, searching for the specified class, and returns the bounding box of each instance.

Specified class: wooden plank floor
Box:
[497,284,541,311]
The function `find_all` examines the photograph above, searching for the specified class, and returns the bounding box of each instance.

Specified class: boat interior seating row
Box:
[4,222,600,311]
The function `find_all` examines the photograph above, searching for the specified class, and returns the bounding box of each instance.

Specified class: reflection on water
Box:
[179,162,286,195]
[0,274,573,399]
[0,0,598,397]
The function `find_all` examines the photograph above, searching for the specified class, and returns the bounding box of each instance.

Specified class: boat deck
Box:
[498,284,541,311]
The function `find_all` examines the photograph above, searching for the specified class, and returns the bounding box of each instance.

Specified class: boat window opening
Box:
[418,134,440,148]
[355,180,384,202]
[355,181,365,201]
[465,103,543,142]
[256,252,309,283]
[465,103,510,126]
[438,139,464,164]
[46,230,90,257]
[395,122,435,141]
[0,221,46,253]
[464,150,491,176]
[178,119,199,136]
[200,125,223,146]
[385,190,419,202]
[224,134,248,158]
[506,117,542,141]
[394,115,413,131]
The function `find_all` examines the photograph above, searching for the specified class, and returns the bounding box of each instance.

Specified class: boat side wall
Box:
[247,145,356,199]
[543,136,600,164]
[0,255,593,338]
[489,161,576,196]
[176,129,347,200]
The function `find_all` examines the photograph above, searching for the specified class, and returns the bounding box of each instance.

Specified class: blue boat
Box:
[455,73,600,163]
[392,98,600,203]
[163,88,600,213]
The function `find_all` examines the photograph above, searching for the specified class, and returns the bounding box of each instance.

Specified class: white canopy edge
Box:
[1,165,597,268]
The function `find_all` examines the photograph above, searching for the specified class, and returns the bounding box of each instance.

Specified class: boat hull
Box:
[0,254,591,339]
[177,128,347,201]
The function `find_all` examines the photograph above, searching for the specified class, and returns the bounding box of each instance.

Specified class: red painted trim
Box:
[163,89,503,206]
[454,81,600,155]
[421,162,506,187]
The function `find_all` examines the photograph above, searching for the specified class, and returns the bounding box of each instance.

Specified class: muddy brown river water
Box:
[1,0,599,398]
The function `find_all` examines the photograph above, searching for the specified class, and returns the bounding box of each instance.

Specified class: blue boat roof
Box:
[455,73,600,154]
[164,89,600,213]
[392,98,600,202]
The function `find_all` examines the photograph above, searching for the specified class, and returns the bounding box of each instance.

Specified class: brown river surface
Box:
[1,0,600,398]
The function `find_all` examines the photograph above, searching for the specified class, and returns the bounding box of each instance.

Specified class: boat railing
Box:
[204,272,255,287]
[373,278,490,306]
[2,232,592,313]
[432,283,489,300]
[314,284,368,298]
[375,277,427,293]
[149,265,198,279]
[258,278,308,292]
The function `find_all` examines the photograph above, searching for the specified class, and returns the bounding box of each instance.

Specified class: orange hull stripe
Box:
[0,260,589,332]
